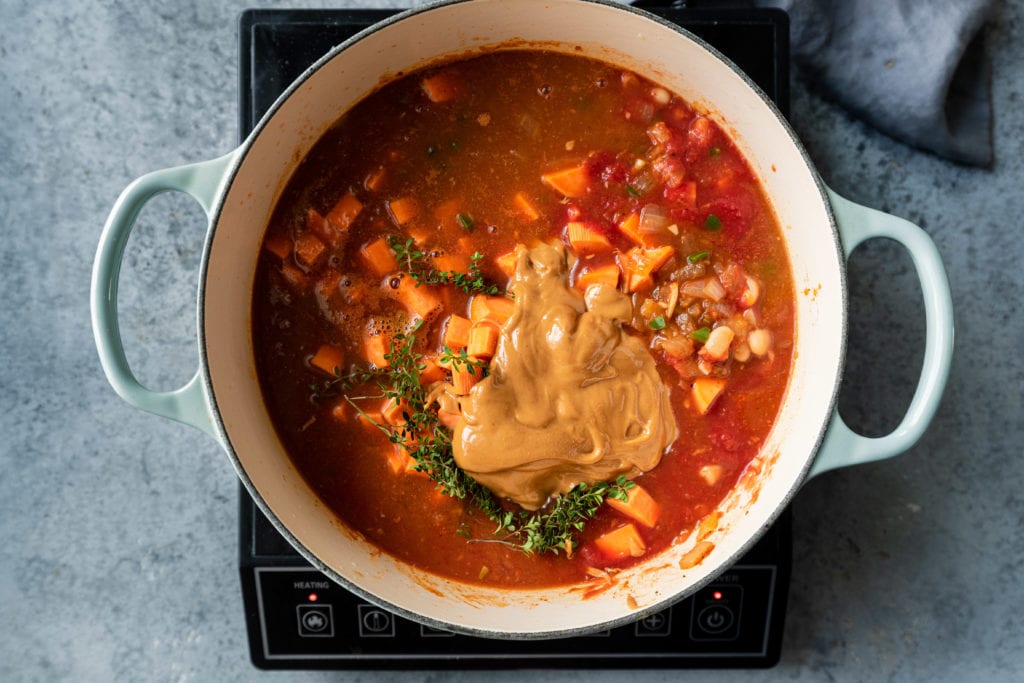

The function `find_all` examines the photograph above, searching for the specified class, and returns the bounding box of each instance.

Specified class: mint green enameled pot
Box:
[91,0,953,639]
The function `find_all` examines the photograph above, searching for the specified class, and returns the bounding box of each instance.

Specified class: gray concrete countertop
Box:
[2,1,1021,681]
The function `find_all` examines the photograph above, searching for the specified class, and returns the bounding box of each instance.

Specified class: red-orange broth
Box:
[252,50,795,588]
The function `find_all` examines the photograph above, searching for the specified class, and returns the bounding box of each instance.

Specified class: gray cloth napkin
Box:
[755,0,998,166]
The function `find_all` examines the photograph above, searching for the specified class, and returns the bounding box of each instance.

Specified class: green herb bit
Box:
[704,214,722,231]
[389,239,499,295]
[439,345,487,373]
[389,236,426,273]
[709,146,722,157]
[692,326,711,343]
[649,315,667,330]
[626,184,641,197]
[423,253,500,296]
[309,364,381,403]
[512,477,635,555]
[456,212,474,231]
[687,250,710,264]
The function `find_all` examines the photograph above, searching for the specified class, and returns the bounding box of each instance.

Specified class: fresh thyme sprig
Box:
[309,364,381,403]
[439,345,488,373]
[388,237,500,296]
[338,324,634,556]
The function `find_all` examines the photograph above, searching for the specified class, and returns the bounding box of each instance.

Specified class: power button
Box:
[697,604,734,633]
[690,584,743,641]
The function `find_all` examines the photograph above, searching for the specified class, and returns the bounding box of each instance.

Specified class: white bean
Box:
[748,329,772,357]
[650,87,671,105]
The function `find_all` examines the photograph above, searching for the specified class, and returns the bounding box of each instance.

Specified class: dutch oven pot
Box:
[91,0,953,639]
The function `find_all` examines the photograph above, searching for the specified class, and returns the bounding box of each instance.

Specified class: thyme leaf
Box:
[388,238,499,296]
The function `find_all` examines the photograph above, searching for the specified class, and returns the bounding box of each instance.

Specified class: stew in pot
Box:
[251,50,795,588]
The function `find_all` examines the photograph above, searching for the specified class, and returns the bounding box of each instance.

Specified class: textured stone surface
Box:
[1,1,1021,681]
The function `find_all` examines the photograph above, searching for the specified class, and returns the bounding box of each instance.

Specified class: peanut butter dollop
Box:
[452,243,678,510]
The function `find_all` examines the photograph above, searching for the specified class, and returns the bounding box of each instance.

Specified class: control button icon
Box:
[690,583,743,641]
[635,610,672,637]
[697,605,734,634]
[357,603,396,638]
[296,604,334,638]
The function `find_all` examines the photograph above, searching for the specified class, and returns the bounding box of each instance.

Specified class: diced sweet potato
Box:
[421,71,458,103]
[620,245,675,292]
[293,232,326,269]
[280,262,309,290]
[393,276,442,320]
[513,192,540,220]
[364,167,386,192]
[442,314,473,350]
[467,323,499,359]
[494,251,518,279]
[594,523,647,560]
[541,165,588,198]
[309,344,345,376]
[691,377,727,415]
[605,484,660,528]
[419,356,447,384]
[364,333,391,368]
[469,295,515,327]
[359,237,399,277]
[617,212,645,246]
[449,364,483,396]
[386,445,419,476]
[263,234,292,260]
[325,193,363,233]
[432,198,465,233]
[381,396,409,426]
[574,263,621,293]
[354,408,384,432]
[433,250,470,273]
[387,196,420,226]
[566,222,612,254]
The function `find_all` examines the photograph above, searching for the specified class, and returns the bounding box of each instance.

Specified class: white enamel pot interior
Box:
[200,0,842,638]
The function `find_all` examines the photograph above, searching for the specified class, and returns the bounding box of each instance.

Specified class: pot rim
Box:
[196,0,846,639]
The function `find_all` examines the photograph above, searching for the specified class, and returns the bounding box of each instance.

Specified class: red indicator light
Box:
[713,591,723,600]
[308,593,318,602]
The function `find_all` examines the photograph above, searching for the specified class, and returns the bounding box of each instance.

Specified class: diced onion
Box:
[638,204,671,234]
[663,281,680,318]
[630,172,657,196]
[636,101,655,123]
[518,113,538,137]
[702,277,726,302]
[699,464,723,486]
[681,279,707,298]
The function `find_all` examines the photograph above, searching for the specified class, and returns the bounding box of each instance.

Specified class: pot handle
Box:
[90,150,239,438]
[807,187,954,478]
